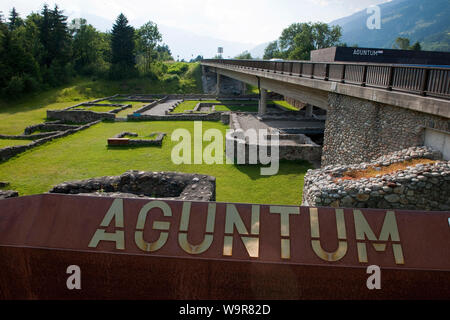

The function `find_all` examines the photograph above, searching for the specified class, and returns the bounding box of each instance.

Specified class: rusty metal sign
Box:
[0,194,449,299]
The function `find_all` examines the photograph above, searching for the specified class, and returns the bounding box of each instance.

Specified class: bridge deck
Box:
[202,59,450,118]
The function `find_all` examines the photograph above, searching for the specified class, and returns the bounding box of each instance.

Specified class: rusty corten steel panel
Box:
[0,193,449,299]
[107,138,130,145]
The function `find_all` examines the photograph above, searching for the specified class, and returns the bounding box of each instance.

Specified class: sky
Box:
[0,0,392,59]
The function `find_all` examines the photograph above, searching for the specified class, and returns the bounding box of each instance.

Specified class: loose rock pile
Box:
[0,182,18,199]
[302,146,450,211]
[49,170,216,201]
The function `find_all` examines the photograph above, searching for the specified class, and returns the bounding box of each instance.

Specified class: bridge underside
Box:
[202,63,450,166]
[209,66,329,110]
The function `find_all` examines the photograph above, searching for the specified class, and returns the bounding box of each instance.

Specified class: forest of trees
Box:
[0,5,174,98]
[263,22,343,60]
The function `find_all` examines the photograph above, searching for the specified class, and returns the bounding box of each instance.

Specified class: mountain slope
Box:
[331,0,450,51]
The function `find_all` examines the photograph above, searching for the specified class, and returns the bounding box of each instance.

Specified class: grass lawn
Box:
[0,71,310,205]
[0,139,32,148]
[0,64,202,134]
[270,100,299,111]
[171,100,217,113]
[172,100,259,113]
[0,120,311,205]
[172,100,298,114]
[74,105,120,112]
[112,101,148,117]
[214,104,259,112]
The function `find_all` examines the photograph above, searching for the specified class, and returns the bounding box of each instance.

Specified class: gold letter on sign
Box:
[135,200,172,252]
[88,198,125,250]
[270,206,300,259]
[353,210,404,265]
[223,204,260,258]
[310,208,347,262]
[178,202,216,254]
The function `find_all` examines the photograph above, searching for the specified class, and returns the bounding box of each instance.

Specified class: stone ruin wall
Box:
[50,171,216,202]
[303,146,450,211]
[322,93,450,166]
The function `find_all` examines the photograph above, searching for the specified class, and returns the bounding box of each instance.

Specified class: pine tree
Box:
[39,4,51,67]
[8,7,23,30]
[50,5,71,64]
[111,13,135,66]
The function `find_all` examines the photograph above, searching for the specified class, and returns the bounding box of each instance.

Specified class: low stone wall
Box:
[47,110,115,123]
[110,132,166,146]
[49,170,216,201]
[128,112,222,122]
[134,97,168,114]
[24,123,80,135]
[221,112,231,125]
[0,121,101,162]
[0,190,18,199]
[166,100,183,113]
[226,133,322,164]
[71,103,131,114]
[90,94,120,103]
[0,181,19,199]
[227,113,322,163]
[302,146,450,211]
[0,132,56,140]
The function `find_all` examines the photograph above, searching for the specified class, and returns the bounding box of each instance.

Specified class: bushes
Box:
[108,63,138,80]
[2,74,41,97]
[166,62,189,75]
[4,76,25,98]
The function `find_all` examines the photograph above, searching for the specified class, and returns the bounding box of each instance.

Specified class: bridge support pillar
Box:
[216,73,221,95]
[305,105,313,118]
[259,89,267,115]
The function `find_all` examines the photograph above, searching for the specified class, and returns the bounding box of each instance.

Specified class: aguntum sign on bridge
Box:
[0,194,449,299]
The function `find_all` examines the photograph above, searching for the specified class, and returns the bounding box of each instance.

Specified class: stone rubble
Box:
[302,146,450,211]
[49,170,216,202]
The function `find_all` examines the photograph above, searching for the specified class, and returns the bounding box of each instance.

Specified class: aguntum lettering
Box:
[88,199,404,265]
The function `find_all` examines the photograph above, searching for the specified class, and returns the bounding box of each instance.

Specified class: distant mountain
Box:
[157,25,255,61]
[330,0,450,51]
[75,13,255,60]
[249,42,271,59]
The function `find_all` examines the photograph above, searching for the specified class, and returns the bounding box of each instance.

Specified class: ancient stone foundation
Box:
[227,113,322,163]
[108,132,166,147]
[303,147,450,211]
[0,190,18,199]
[49,170,216,201]
[0,121,100,162]
[47,110,115,123]
[0,182,18,199]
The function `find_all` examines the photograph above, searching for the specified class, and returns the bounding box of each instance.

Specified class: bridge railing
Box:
[202,59,450,100]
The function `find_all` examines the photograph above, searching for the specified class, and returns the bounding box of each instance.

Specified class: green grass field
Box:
[172,100,297,113]
[0,139,32,148]
[74,105,120,112]
[0,76,311,205]
[0,121,311,205]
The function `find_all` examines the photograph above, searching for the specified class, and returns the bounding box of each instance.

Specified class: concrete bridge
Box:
[201,59,450,165]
